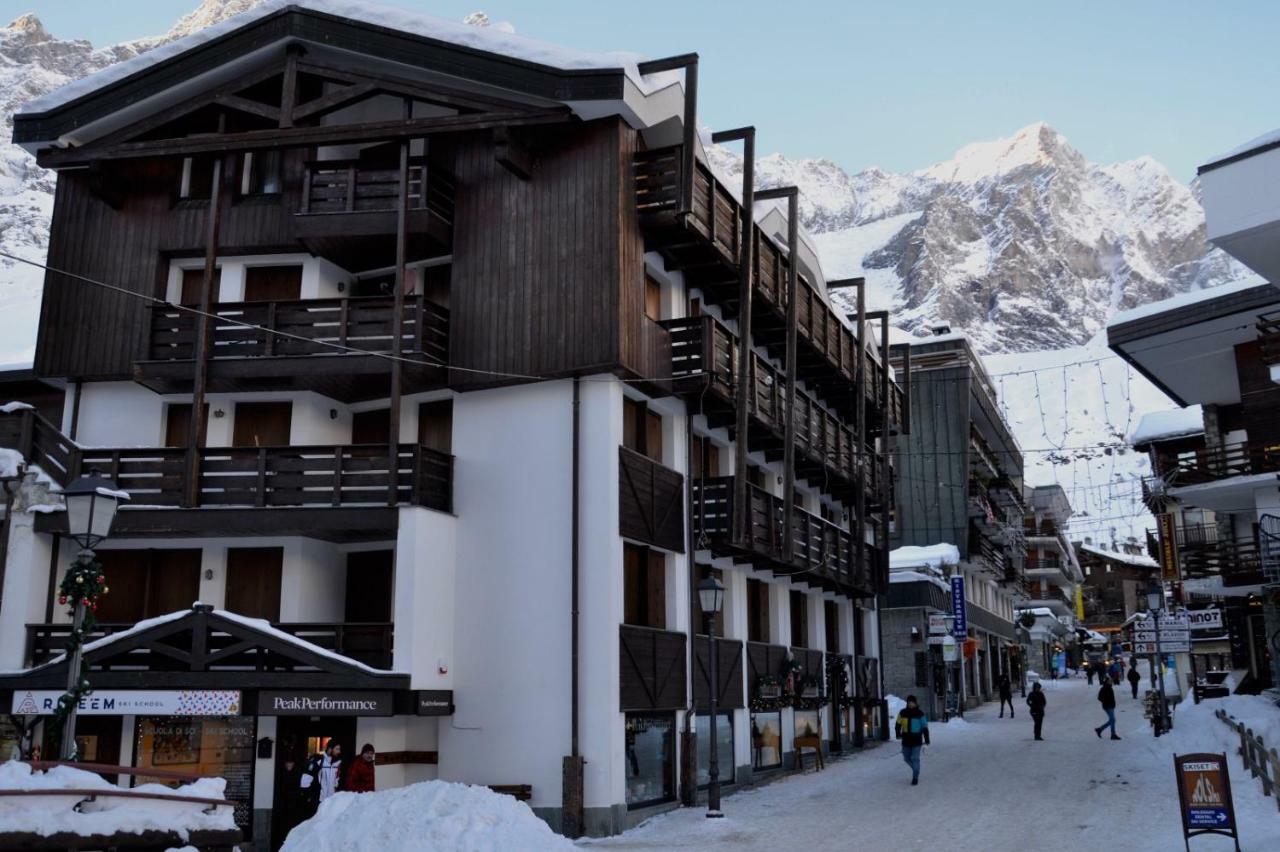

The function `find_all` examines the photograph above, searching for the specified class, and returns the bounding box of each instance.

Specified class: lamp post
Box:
[1144,578,1169,737]
[697,575,725,818]
[59,470,126,760]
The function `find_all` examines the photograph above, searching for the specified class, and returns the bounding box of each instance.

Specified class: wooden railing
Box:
[635,147,894,403]
[691,476,874,593]
[663,315,881,499]
[301,160,455,223]
[1257,310,1280,367]
[1215,707,1280,813]
[26,621,395,669]
[1177,535,1265,585]
[0,409,452,512]
[1165,440,1280,484]
[147,295,449,365]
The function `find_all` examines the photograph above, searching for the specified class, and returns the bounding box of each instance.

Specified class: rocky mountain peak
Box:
[917,121,1081,184]
[4,14,51,42]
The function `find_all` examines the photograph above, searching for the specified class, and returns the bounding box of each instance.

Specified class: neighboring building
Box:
[0,4,905,843]
[888,332,1025,709]
[1076,540,1159,631]
[882,544,959,720]
[1017,484,1083,673]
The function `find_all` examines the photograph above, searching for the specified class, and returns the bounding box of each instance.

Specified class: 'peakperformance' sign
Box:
[257,690,393,716]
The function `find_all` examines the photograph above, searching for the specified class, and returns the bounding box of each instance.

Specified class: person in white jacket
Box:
[306,741,343,804]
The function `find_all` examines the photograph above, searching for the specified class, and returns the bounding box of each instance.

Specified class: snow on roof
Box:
[25,0,676,115]
[1078,542,1158,569]
[887,570,948,592]
[0,761,236,839]
[1205,127,1280,169]
[1128,406,1204,446]
[889,544,960,570]
[1108,277,1270,326]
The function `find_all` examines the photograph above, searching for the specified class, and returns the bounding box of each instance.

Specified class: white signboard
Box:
[1133,639,1191,654]
[11,689,242,716]
[1133,630,1191,644]
[928,614,951,635]
[941,636,959,662]
[1187,609,1223,632]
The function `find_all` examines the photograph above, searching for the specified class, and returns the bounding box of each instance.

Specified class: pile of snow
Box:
[886,694,907,720]
[889,544,960,571]
[1078,542,1158,569]
[1128,406,1203,446]
[0,760,234,840]
[887,570,948,591]
[281,781,572,852]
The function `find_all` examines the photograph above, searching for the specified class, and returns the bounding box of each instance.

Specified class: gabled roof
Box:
[14,1,685,156]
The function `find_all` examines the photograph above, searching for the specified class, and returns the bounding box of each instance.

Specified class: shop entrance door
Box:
[271,715,357,850]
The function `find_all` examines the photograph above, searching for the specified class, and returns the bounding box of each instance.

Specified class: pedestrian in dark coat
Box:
[1127,665,1141,699]
[1094,680,1120,740]
[346,743,377,793]
[895,695,930,786]
[997,674,1015,718]
[1026,682,1047,740]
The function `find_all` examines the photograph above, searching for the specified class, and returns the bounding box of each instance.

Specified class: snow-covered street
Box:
[588,676,1280,851]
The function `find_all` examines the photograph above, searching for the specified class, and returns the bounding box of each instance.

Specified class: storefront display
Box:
[750,711,782,770]
[135,716,256,835]
[695,713,733,787]
[624,713,674,807]
[794,709,821,740]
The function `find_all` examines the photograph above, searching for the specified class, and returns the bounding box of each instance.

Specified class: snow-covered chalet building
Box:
[0,2,906,845]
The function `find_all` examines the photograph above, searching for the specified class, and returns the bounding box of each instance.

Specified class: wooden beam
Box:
[295,59,540,114]
[388,109,410,506]
[291,82,380,121]
[38,109,572,166]
[826,277,865,291]
[213,94,281,122]
[279,47,300,128]
[493,126,533,180]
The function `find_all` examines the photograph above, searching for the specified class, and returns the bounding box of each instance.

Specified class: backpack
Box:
[301,755,323,792]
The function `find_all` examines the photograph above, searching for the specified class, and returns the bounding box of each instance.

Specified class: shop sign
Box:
[941,636,959,662]
[928,614,950,635]
[1156,514,1181,581]
[1187,609,1223,632]
[1174,753,1239,847]
[11,689,240,716]
[257,690,393,716]
[415,690,454,716]
[950,576,967,636]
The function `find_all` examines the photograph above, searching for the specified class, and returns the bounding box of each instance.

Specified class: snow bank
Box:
[0,761,234,840]
[280,781,572,852]
[889,544,960,571]
[1128,406,1203,446]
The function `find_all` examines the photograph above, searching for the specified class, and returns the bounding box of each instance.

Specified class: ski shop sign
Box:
[949,576,967,636]
[11,689,241,716]
[1174,752,1241,850]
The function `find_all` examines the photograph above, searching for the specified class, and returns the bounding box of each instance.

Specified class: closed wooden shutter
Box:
[647,550,667,630]
[232,401,292,447]
[180,268,221,306]
[417,400,453,452]
[243,265,302,302]
[224,548,283,621]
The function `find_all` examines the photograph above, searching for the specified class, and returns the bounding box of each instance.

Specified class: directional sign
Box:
[1134,640,1191,654]
[1133,630,1191,643]
[1174,752,1239,848]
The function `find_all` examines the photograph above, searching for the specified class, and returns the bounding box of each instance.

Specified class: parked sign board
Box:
[1174,752,1240,850]
[11,689,241,716]
[950,576,967,637]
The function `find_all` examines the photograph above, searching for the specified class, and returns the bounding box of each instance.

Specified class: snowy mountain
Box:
[710,122,1253,353]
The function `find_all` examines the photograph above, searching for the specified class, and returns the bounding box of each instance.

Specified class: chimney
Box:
[931,324,951,336]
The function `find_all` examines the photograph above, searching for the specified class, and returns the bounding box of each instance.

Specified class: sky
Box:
[2,0,1279,180]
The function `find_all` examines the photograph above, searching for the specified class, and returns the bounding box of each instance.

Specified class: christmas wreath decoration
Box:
[750,674,788,712]
[793,673,827,709]
[49,556,110,757]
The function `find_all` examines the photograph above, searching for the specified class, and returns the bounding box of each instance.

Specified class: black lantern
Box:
[697,576,725,616]
[63,469,127,550]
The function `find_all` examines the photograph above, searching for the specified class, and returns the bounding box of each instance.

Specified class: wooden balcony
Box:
[619,624,688,712]
[136,295,449,402]
[26,621,395,670]
[1258,311,1280,366]
[295,160,454,268]
[618,446,685,552]
[691,476,876,597]
[0,409,451,539]
[1164,440,1280,485]
[635,147,899,422]
[1161,524,1267,587]
[664,315,881,504]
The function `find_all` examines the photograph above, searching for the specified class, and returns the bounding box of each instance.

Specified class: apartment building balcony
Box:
[664,315,881,505]
[691,476,877,597]
[136,295,449,402]
[1257,310,1280,371]
[1156,523,1267,588]
[634,147,901,430]
[0,408,451,541]
[294,160,455,269]
[25,621,395,670]
[1198,139,1280,282]
[1161,441,1280,512]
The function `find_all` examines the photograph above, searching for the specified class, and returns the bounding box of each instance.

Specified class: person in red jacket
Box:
[346,743,377,793]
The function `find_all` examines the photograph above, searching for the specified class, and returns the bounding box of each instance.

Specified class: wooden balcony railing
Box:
[0,409,452,512]
[1257,310,1280,367]
[1177,535,1265,585]
[1167,441,1280,485]
[146,295,448,365]
[301,160,455,223]
[618,446,685,553]
[635,147,897,411]
[692,476,876,595]
[26,621,394,670]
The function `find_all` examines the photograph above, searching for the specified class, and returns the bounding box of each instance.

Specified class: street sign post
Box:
[1174,752,1240,851]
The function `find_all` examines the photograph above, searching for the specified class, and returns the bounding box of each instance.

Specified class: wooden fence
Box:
[1215,707,1280,812]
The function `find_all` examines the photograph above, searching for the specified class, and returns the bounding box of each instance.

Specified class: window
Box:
[746,464,767,490]
[240,150,282,195]
[243,265,302,302]
[695,713,733,787]
[644,274,662,322]
[135,716,256,837]
[690,435,720,480]
[791,590,808,648]
[180,155,217,200]
[750,711,782,770]
[164,403,209,448]
[794,709,821,740]
[94,549,202,623]
[624,544,666,629]
[625,713,674,807]
[747,579,770,643]
[351,409,391,444]
[232,402,292,447]
[824,600,839,653]
[418,400,453,453]
[696,565,723,637]
[179,267,221,307]
[622,397,662,462]
[224,547,283,621]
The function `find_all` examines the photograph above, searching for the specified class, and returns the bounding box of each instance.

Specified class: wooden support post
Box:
[853,281,867,590]
[876,311,892,592]
[712,127,756,548]
[387,116,411,506]
[637,53,700,221]
[279,47,300,129]
[185,132,225,508]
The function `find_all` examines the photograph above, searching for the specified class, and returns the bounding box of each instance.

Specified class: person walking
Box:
[1026,682,1046,740]
[895,694,931,786]
[1127,664,1141,699]
[1094,679,1121,740]
[315,741,344,804]
[997,673,1015,718]
[346,743,377,793]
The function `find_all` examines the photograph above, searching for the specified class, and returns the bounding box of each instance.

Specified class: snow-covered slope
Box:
[711,122,1253,353]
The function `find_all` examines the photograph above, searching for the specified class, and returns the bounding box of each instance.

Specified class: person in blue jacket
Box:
[895,695,931,785]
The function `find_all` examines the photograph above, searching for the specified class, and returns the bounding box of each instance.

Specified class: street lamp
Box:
[1144,577,1169,737]
[697,575,725,818]
[59,470,127,759]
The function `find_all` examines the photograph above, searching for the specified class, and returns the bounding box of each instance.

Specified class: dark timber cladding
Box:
[893,363,971,554]
[449,118,633,387]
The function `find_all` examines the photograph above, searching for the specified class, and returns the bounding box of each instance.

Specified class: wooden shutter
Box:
[623,398,643,454]
[647,550,667,630]
[344,551,394,622]
[644,274,662,322]
[224,548,283,621]
[93,551,149,623]
[352,409,391,444]
[417,400,453,452]
[645,410,663,462]
[232,402,292,447]
[791,590,807,648]
[824,601,839,652]
[164,403,208,448]
[180,268,221,306]
[146,550,201,617]
[243,265,303,302]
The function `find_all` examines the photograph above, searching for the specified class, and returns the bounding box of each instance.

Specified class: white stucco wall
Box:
[393,505,455,690]
[0,510,55,669]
